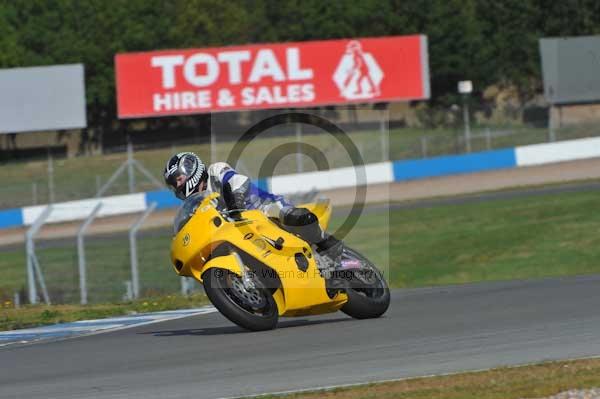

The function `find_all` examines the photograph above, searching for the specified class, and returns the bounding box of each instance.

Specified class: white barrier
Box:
[515,136,600,167]
[22,193,146,226]
[270,162,393,195]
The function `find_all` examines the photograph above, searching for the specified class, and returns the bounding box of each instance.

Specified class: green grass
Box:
[337,188,600,288]
[0,293,208,331]
[249,358,600,399]
[3,187,600,304]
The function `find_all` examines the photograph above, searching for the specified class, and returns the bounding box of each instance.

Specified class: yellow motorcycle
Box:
[170,192,390,331]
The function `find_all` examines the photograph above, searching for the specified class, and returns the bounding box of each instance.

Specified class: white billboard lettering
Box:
[217,51,251,84]
[240,83,314,106]
[152,48,313,89]
[153,91,212,111]
[183,53,219,87]
[151,56,184,89]
[287,48,313,80]
[248,49,286,83]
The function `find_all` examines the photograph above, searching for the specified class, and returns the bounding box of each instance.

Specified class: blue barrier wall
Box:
[256,178,269,192]
[392,148,517,181]
[145,190,181,210]
[0,208,23,229]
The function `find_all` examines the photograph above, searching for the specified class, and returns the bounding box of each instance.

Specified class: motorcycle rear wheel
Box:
[203,268,279,331]
[340,247,390,319]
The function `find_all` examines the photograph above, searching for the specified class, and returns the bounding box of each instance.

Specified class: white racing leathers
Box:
[205,162,291,218]
[205,163,336,262]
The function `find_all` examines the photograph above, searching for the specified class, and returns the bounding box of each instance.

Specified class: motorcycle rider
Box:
[163,151,343,269]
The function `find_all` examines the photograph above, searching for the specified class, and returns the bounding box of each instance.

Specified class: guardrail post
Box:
[76,203,103,305]
[25,205,53,304]
[129,202,157,299]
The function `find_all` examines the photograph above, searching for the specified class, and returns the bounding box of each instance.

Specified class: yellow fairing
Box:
[171,195,346,317]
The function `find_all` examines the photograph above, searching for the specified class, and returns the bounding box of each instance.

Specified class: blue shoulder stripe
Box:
[222,170,236,185]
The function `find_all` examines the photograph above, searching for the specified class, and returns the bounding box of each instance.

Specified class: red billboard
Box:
[115,35,429,118]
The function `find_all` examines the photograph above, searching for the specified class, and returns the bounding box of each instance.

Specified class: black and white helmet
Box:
[163,152,207,200]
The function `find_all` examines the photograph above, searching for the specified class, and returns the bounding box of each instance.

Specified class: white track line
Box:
[0,306,217,348]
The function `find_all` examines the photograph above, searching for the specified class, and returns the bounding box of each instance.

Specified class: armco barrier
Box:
[3,136,600,231]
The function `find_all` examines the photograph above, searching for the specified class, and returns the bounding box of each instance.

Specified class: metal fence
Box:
[20,204,198,305]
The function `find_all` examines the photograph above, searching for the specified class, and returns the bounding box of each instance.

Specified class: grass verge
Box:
[252,358,600,399]
[333,187,600,288]
[0,292,208,331]
[4,185,600,302]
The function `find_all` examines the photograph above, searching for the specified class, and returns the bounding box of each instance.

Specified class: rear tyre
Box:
[203,268,278,331]
[340,247,390,319]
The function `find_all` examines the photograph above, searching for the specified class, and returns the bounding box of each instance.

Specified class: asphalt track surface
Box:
[2,275,600,399]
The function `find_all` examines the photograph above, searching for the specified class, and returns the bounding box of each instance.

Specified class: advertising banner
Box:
[0,64,86,133]
[540,35,600,104]
[115,35,429,118]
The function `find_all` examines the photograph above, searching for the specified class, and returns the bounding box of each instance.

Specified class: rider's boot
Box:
[316,235,343,274]
[279,207,343,273]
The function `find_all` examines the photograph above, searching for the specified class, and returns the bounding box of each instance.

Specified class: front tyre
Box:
[340,247,390,319]
[203,268,278,331]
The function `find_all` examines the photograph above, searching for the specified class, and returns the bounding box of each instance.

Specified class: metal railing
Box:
[23,202,172,305]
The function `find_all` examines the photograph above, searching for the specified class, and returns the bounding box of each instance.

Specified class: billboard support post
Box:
[548,105,557,142]
[295,123,303,173]
[379,109,388,161]
[32,182,38,205]
[420,136,428,158]
[211,126,217,164]
[47,151,55,203]
[127,141,135,193]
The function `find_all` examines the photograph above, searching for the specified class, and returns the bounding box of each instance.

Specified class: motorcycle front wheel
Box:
[202,268,279,331]
[339,247,390,319]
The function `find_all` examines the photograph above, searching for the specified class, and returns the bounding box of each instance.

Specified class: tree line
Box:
[1,0,599,136]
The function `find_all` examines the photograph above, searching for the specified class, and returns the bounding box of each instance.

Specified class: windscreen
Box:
[173,192,207,234]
